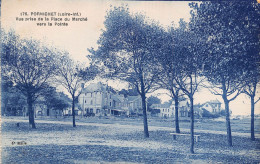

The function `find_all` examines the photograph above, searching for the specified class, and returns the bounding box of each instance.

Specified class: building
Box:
[151,99,198,118]
[150,100,192,118]
[127,96,143,115]
[175,100,190,117]
[151,99,222,119]
[193,105,203,118]
[78,82,144,116]
[201,99,222,114]
[151,103,173,118]
[78,82,115,116]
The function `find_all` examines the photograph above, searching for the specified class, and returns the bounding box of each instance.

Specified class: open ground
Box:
[1,116,260,163]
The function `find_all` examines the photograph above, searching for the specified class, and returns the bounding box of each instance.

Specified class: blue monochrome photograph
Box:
[1,0,260,163]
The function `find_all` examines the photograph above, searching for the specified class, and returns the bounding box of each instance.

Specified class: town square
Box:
[1,0,260,163]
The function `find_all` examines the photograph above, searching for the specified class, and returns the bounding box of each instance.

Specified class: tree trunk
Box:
[250,96,255,141]
[72,97,76,127]
[174,97,180,133]
[223,97,232,146]
[189,96,194,154]
[140,78,149,138]
[141,92,149,138]
[27,96,36,129]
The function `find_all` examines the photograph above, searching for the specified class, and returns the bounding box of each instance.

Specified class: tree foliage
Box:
[1,30,57,128]
[190,1,260,145]
[147,96,161,111]
[89,6,164,138]
[1,77,27,116]
[42,87,71,116]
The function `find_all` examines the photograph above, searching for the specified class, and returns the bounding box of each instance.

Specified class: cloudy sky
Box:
[2,0,259,115]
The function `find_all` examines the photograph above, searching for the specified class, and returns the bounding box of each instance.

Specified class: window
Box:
[91,100,93,105]
[91,93,93,97]
[168,109,169,112]
[85,100,86,103]
[110,102,112,107]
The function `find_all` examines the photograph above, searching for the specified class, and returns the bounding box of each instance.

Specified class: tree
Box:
[243,72,260,141]
[55,53,97,127]
[190,1,260,146]
[239,2,260,141]
[1,30,57,128]
[147,96,161,111]
[165,18,205,153]
[89,6,163,138]
[1,77,27,116]
[119,87,139,97]
[174,40,205,154]
[42,87,71,116]
[157,19,190,134]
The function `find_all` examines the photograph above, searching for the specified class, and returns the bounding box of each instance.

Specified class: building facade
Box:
[201,99,222,113]
[150,103,173,118]
[78,82,143,116]
[151,99,222,118]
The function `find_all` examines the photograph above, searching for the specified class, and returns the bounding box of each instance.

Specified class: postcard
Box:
[1,0,259,163]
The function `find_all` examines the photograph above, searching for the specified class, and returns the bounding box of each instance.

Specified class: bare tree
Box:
[55,53,97,127]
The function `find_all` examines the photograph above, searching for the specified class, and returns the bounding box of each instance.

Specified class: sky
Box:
[1,0,259,116]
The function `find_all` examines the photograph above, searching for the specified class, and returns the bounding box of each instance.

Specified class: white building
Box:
[151,103,173,118]
[201,99,222,113]
[151,100,190,118]
[78,82,144,116]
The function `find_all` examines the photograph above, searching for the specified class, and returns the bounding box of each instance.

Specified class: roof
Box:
[114,94,125,102]
[208,99,221,104]
[83,82,114,93]
[193,105,203,112]
[151,103,171,109]
[111,95,121,102]
[194,104,202,108]
[127,96,140,102]
[178,100,189,107]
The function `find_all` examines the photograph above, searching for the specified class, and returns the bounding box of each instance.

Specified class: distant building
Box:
[151,103,173,118]
[201,99,222,114]
[193,104,203,118]
[175,100,190,117]
[151,99,203,118]
[151,99,222,119]
[78,82,115,116]
[127,96,143,115]
[78,82,144,116]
